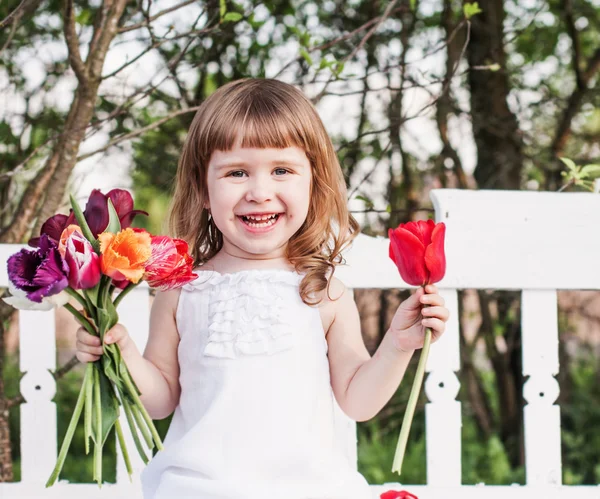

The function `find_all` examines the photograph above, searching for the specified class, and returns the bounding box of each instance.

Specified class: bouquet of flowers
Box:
[2,189,197,486]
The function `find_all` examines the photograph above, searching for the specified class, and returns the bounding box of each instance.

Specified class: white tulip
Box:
[2,282,70,311]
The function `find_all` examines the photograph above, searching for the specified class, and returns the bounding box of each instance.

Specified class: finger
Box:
[422,317,445,334]
[400,288,425,311]
[421,306,450,321]
[77,328,101,346]
[76,339,104,356]
[420,292,445,307]
[76,351,101,363]
[424,284,438,294]
[105,323,128,344]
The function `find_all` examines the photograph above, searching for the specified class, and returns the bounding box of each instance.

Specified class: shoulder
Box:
[151,287,182,321]
[315,275,355,334]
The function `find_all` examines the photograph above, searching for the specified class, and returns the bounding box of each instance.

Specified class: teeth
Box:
[243,214,277,222]
[241,214,279,227]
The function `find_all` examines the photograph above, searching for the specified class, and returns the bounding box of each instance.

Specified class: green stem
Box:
[82,291,98,323]
[45,364,90,487]
[93,367,103,485]
[120,390,149,464]
[64,287,89,313]
[131,403,154,449]
[392,326,432,475]
[64,303,96,336]
[113,281,138,308]
[84,363,94,455]
[114,418,134,481]
[122,369,164,451]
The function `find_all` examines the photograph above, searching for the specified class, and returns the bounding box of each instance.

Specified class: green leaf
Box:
[90,366,120,448]
[70,194,100,253]
[386,205,392,213]
[333,62,345,76]
[356,195,374,209]
[75,9,93,26]
[463,2,483,19]
[299,32,311,48]
[410,0,416,10]
[581,164,600,179]
[300,49,313,66]
[488,63,501,71]
[222,12,242,22]
[559,157,578,173]
[219,0,226,20]
[105,198,122,234]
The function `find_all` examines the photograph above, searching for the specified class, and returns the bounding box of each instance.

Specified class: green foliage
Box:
[560,157,600,191]
[463,3,483,19]
[356,351,600,485]
[561,352,600,484]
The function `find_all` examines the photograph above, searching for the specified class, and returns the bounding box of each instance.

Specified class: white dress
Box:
[140,268,372,499]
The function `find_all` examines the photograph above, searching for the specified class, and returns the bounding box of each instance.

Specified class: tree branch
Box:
[561,0,583,89]
[0,0,39,29]
[76,105,202,162]
[63,0,88,84]
[118,0,197,33]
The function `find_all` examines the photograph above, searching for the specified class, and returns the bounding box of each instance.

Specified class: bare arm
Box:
[326,278,414,422]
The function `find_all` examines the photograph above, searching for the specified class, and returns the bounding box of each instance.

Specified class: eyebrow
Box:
[215,160,305,170]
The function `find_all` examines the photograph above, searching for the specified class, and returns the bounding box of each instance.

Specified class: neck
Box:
[207,250,294,273]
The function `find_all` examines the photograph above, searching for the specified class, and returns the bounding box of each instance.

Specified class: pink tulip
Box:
[63,228,101,289]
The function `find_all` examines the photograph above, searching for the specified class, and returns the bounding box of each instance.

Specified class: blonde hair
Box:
[168,78,359,305]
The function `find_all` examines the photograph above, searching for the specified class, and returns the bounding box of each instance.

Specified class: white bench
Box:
[1,188,600,498]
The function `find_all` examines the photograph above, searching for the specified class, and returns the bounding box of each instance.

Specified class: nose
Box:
[245,174,274,203]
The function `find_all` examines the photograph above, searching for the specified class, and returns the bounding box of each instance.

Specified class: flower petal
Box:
[84,189,109,237]
[388,226,428,286]
[403,219,435,247]
[424,222,446,284]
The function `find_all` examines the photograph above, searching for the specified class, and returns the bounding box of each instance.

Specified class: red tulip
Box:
[380,491,418,499]
[388,220,446,286]
[62,226,101,289]
[84,189,148,237]
[144,236,197,291]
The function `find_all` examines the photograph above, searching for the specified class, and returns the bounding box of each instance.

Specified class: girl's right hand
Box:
[75,324,132,363]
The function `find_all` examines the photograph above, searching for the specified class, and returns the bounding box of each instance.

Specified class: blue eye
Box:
[228,170,246,177]
[274,168,289,175]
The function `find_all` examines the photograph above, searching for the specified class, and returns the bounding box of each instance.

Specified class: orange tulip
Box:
[98,228,151,284]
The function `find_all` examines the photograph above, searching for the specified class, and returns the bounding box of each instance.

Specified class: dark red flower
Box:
[388,220,446,286]
[380,490,418,499]
[84,189,148,237]
[29,212,76,247]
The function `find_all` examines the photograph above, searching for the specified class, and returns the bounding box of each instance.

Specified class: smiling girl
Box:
[75,78,450,499]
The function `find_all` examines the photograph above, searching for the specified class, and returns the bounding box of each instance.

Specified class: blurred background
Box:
[1,0,599,487]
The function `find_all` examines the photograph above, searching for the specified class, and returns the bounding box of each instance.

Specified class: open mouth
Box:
[238,213,281,228]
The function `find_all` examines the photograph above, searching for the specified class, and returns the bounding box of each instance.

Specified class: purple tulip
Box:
[64,229,101,289]
[84,189,148,237]
[7,235,70,303]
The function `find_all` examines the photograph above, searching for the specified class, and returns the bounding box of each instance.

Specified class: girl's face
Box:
[206,143,312,261]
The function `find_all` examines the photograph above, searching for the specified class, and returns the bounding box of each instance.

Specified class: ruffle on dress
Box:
[182,269,303,359]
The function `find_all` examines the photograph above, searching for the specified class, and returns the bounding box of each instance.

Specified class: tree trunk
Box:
[466,0,523,190]
[0,0,130,481]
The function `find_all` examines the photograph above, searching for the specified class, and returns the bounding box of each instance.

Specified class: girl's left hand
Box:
[388,284,450,353]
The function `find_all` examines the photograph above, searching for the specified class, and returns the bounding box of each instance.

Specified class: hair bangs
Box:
[205,90,308,157]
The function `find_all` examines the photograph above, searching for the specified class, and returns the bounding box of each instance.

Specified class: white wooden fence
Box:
[1,188,600,499]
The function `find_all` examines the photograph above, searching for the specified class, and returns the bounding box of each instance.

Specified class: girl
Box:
[76,78,450,498]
